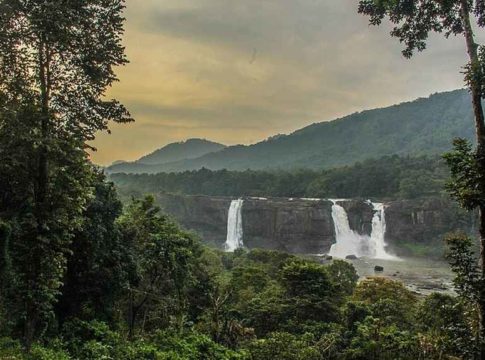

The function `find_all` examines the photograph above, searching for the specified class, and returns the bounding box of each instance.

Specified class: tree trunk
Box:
[37,39,50,217]
[24,37,52,350]
[460,1,485,358]
[24,310,38,351]
[479,207,485,360]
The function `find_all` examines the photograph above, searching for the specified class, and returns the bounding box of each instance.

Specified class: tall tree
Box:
[0,0,131,346]
[118,196,199,338]
[56,172,127,324]
[357,0,485,357]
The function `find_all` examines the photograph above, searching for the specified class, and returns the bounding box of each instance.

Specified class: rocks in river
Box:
[374,265,384,272]
[346,255,358,260]
[324,255,333,260]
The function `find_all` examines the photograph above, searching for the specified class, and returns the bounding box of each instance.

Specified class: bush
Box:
[248,332,322,360]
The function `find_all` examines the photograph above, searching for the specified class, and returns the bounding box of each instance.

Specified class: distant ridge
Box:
[108,89,474,174]
[107,138,226,173]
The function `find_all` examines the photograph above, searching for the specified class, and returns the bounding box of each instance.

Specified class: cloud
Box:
[91,0,471,165]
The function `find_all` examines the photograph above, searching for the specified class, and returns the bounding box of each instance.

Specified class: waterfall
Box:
[224,199,244,252]
[329,200,397,259]
[368,202,397,260]
[328,200,365,258]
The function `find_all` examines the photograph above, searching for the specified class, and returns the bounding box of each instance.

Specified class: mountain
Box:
[107,138,226,173]
[111,160,127,166]
[108,89,475,174]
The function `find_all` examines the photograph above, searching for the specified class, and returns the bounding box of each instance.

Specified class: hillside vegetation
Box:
[107,90,474,174]
[108,138,226,173]
[110,155,448,200]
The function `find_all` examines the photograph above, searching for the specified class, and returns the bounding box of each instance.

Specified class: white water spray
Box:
[224,199,244,252]
[369,202,397,260]
[329,200,397,259]
[328,200,365,258]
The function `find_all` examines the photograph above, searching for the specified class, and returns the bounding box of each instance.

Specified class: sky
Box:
[91,0,473,165]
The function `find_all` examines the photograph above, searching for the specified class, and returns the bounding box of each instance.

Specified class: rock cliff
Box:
[385,197,475,256]
[156,194,475,256]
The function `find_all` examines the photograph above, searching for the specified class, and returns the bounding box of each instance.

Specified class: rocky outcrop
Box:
[337,200,373,236]
[157,194,335,253]
[156,194,475,256]
[155,194,231,247]
[242,198,334,254]
[385,197,476,256]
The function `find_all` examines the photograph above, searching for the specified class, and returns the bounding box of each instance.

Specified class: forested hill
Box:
[107,89,474,174]
[111,155,448,201]
[107,138,226,173]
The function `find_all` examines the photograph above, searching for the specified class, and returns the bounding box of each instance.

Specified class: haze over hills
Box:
[107,138,226,173]
[107,89,474,174]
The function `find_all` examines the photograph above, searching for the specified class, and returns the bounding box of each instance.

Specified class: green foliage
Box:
[247,332,322,360]
[445,233,482,303]
[0,0,131,345]
[356,3,485,356]
[149,331,248,360]
[118,195,200,337]
[0,208,479,360]
[111,155,448,200]
[279,261,341,328]
[28,344,70,360]
[326,260,359,297]
[107,90,475,174]
[353,278,417,328]
[358,0,469,58]
[417,293,476,358]
[0,337,24,359]
[0,103,94,342]
[443,138,485,210]
[135,139,226,166]
[345,320,419,360]
[0,1,482,359]
[57,172,127,323]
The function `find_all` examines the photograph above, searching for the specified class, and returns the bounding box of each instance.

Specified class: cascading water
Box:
[368,202,397,260]
[328,200,365,258]
[224,199,244,252]
[329,199,397,259]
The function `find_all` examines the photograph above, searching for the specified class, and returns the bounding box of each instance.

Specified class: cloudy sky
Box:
[91,0,473,165]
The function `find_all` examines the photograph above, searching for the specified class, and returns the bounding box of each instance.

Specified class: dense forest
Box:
[0,182,481,359]
[2,1,485,359]
[110,155,448,200]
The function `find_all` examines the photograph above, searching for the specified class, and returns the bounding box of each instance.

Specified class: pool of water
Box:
[315,255,455,295]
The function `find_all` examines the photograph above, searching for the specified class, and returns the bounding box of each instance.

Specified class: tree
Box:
[0,0,131,346]
[56,172,127,324]
[417,292,476,358]
[118,196,199,338]
[247,332,322,360]
[326,260,359,298]
[358,1,485,356]
[280,261,340,327]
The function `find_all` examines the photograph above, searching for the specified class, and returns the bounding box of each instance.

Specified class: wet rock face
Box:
[156,194,336,253]
[155,194,475,256]
[337,200,374,236]
[385,197,476,256]
[242,198,335,254]
[156,194,232,247]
